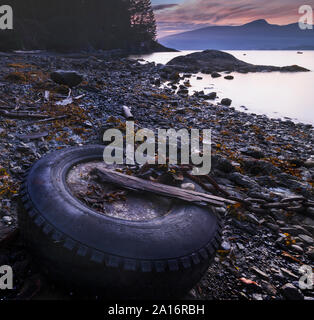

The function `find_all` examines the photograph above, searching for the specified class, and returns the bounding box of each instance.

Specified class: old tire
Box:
[18,145,222,299]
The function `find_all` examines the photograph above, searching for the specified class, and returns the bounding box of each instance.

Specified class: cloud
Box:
[153,4,178,11]
[155,0,314,37]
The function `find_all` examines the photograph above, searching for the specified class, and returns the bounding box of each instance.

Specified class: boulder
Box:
[50,70,83,88]
[281,283,304,300]
[166,50,310,73]
[221,98,232,106]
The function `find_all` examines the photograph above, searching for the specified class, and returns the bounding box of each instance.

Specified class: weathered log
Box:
[91,168,236,207]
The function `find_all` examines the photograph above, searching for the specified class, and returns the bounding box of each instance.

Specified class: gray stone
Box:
[50,70,83,88]
[221,98,232,106]
[221,241,231,251]
[211,72,222,78]
[307,248,314,261]
[230,172,259,189]
[304,159,314,168]
[281,283,304,300]
[298,234,314,245]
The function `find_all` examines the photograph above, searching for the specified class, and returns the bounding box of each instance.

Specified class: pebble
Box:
[181,183,196,191]
[298,234,314,245]
[291,244,304,253]
[221,241,231,251]
[2,216,12,224]
[251,266,269,280]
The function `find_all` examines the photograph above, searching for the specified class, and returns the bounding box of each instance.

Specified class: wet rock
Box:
[281,283,304,300]
[207,92,217,100]
[239,146,265,159]
[266,223,279,232]
[50,70,83,88]
[304,159,314,168]
[298,234,314,245]
[167,50,310,73]
[242,159,280,176]
[221,241,231,251]
[262,281,277,296]
[2,216,12,225]
[221,98,232,106]
[169,71,180,82]
[211,72,222,78]
[178,88,189,95]
[246,214,260,225]
[307,248,314,261]
[212,155,236,173]
[230,172,259,189]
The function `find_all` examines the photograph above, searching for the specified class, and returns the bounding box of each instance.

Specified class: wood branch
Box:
[91,168,236,208]
[21,115,69,127]
[0,110,48,119]
[29,115,69,124]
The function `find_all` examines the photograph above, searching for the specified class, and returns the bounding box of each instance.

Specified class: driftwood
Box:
[122,106,134,120]
[0,110,48,119]
[17,131,49,141]
[92,168,236,208]
[29,115,69,124]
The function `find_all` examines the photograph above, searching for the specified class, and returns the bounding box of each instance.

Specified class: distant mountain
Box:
[159,19,314,50]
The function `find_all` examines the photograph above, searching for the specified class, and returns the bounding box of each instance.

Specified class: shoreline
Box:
[0,53,313,300]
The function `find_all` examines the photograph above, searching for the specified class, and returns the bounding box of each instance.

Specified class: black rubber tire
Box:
[18,145,222,299]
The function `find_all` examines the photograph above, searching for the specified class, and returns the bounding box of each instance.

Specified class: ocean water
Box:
[130,50,314,125]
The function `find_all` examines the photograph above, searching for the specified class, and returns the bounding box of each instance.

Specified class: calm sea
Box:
[130,50,314,125]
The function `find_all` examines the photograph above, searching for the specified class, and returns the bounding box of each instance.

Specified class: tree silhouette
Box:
[0,0,157,51]
[129,0,157,44]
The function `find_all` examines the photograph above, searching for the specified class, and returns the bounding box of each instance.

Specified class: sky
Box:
[152,0,314,38]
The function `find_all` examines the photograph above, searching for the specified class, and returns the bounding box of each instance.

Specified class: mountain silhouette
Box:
[159,19,314,50]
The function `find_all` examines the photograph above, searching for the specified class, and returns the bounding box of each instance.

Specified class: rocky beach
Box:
[0,51,313,300]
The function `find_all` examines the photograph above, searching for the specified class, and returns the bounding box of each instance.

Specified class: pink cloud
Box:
[155,0,314,37]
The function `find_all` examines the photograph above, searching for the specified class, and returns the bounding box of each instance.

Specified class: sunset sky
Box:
[152,0,314,38]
